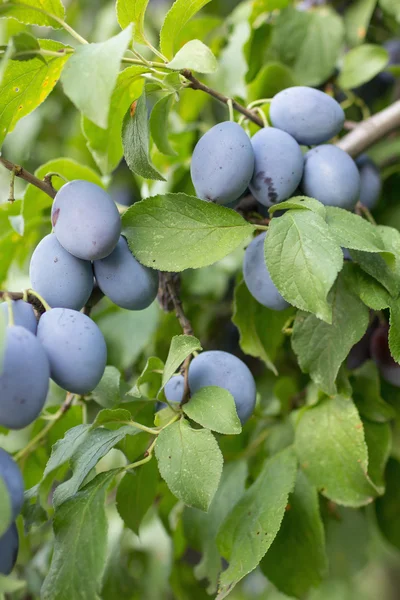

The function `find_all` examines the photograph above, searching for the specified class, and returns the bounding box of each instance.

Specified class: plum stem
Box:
[3,295,14,326]
[26,289,51,312]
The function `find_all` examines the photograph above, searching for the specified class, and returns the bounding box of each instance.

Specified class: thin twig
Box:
[0,157,56,198]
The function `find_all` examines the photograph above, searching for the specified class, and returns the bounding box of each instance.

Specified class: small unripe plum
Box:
[270,86,345,145]
[51,180,121,260]
[29,234,93,311]
[0,300,37,334]
[243,232,289,310]
[0,326,49,430]
[0,449,24,521]
[370,324,400,387]
[188,350,256,424]
[249,127,304,207]
[301,145,360,210]
[0,523,18,575]
[190,121,255,205]
[94,237,158,310]
[356,155,382,211]
[37,308,107,395]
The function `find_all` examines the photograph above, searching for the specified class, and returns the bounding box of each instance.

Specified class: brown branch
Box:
[0,156,56,198]
[181,70,264,128]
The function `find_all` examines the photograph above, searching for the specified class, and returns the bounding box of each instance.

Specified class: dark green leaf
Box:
[363,420,391,493]
[149,93,176,156]
[11,31,45,63]
[116,459,159,534]
[375,458,400,550]
[352,361,396,423]
[389,301,400,363]
[344,263,390,310]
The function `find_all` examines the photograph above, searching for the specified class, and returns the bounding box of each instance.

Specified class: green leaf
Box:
[155,418,223,511]
[265,209,343,323]
[11,31,45,63]
[41,470,118,600]
[246,61,296,103]
[116,459,159,534]
[216,447,297,598]
[183,387,242,435]
[160,0,212,60]
[344,263,390,310]
[0,477,11,537]
[0,575,26,594]
[324,506,369,578]
[269,196,326,217]
[0,39,69,147]
[339,44,389,88]
[375,458,400,550]
[269,6,344,86]
[149,93,176,156]
[0,0,65,28]
[260,470,327,599]
[91,408,132,429]
[291,273,369,395]
[363,420,391,493]
[325,207,388,254]
[53,425,139,507]
[162,335,202,391]
[122,89,165,181]
[232,279,290,375]
[89,366,121,408]
[183,461,247,594]
[295,395,377,507]
[352,361,396,423]
[379,0,400,21]
[389,301,400,363]
[43,425,91,481]
[122,194,254,272]
[82,66,146,175]
[344,0,377,46]
[61,26,132,128]
[128,356,164,398]
[167,39,217,73]
[116,0,149,44]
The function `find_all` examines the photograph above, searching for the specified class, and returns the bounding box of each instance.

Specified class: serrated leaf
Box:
[265,209,343,323]
[0,477,11,537]
[90,366,121,408]
[53,425,139,507]
[167,39,217,73]
[41,470,118,600]
[216,447,297,598]
[128,356,164,398]
[183,461,247,594]
[0,0,65,28]
[160,0,212,60]
[325,207,388,254]
[149,93,176,156]
[352,361,396,423]
[122,193,254,271]
[269,196,326,217]
[295,395,378,507]
[155,418,223,511]
[91,408,132,429]
[116,0,149,44]
[291,273,369,395]
[375,458,400,550]
[61,26,132,128]
[389,302,400,363]
[116,459,159,534]
[232,279,291,375]
[0,39,69,147]
[162,334,202,391]
[183,387,242,435]
[82,65,146,175]
[363,420,391,493]
[260,470,327,598]
[339,44,389,88]
[122,89,165,181]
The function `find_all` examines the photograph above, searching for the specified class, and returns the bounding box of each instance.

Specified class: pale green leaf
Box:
[91,408,132,429]
[265,209,343,323]
[344,0,377,46]
[295,395,378,507]
[155,418,223,511]
[89,366,121,409]
[167,39,217,73]
[352,361,396,423]
[43,425,91,481]
[116,0,149,44]
[128,356,164,398]
[183,387,242,435]
[0,0,65,28]
[217,447,297,598]
[61,26,132,128]
[160,0,212,60]
[339,44,389,88]
[122,193,254,271]
[325,206,388,254]
[149,93,176,156]
[162,334,202,390]
[269,196,326,217]
[116,459,159,534]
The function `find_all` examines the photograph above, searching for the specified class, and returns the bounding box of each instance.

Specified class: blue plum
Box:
[51,180,121,260]
[301,145,360,210]
[190,121,255,205]
[188,350,256,424]
[0,523,18,575]
[0,326,49,429]
[29,234,93,311]
[356,155,382,211]
[249,127,304,207]
[37,308,107,395]
[156,374,184,411]
[243,232,289,310]
[270,86,345,145]
[0,300,37,334]
[0,449,24,521]
[94,237,158,310]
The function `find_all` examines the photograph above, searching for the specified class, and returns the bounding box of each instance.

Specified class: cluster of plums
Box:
[0,449,23,574]
[191,86,382,311]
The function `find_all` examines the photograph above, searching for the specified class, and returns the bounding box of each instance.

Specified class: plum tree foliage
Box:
[1,1,400,599]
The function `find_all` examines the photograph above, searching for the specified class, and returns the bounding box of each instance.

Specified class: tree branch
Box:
[336,100,400,157]
[0,156,57,198]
